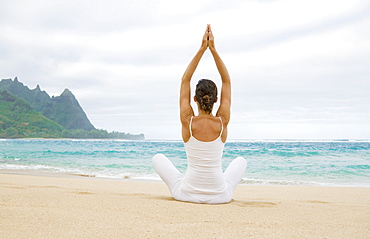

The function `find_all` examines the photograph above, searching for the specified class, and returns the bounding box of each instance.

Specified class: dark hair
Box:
[195,79,218,114]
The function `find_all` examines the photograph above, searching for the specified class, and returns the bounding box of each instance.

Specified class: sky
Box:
[0,0,369,139]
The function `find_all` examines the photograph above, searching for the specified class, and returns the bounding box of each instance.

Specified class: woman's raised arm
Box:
[208,26,231,125]
[179,26,209,124]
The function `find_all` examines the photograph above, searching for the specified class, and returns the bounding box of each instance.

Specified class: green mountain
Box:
[0,90,64,138]
[0,77,94,130]
[0,77,144,139]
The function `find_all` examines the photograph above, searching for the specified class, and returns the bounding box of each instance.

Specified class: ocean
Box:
[1,139,369,187]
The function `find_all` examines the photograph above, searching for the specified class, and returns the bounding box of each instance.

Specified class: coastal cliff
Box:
[0,77,144,139]
[0,77,94,130]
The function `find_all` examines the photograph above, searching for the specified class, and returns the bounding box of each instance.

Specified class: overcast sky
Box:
[1,0,369,139]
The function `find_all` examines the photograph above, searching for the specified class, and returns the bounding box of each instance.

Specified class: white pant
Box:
[152,154,247,204]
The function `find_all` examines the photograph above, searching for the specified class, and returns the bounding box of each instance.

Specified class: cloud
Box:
[0,0,369,139]
[0,0,159,32]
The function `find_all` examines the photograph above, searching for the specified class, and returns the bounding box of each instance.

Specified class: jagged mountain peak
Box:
[0,77,95,131]
[61,88,73,97]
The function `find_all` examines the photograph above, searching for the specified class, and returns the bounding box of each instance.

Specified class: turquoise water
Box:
[1,139,369,187]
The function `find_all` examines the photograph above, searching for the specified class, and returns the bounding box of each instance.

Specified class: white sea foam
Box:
[240,177,323,186]
[239,177,370,187]
[0,164,84,175]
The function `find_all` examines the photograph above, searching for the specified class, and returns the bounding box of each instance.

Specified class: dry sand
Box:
[1,171,369,238]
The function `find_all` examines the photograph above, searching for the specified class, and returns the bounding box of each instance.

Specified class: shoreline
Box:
[1,172,369,238]
[1,169,369,188]
[0,169,163,184]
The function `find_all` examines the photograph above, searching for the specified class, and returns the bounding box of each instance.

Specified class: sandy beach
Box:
[1,171,369,238]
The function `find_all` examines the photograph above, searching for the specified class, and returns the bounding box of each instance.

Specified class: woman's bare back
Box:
[190,116,225,142]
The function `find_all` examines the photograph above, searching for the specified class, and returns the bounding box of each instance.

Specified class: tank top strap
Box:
[218,117,224,137]
[189,116,194,136]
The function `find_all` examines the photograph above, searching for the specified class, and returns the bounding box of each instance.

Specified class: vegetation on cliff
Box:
[0,78,144,139]
[0,90,64,138]
[0,77,94,130]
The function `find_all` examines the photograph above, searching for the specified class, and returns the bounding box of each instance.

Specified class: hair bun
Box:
[195,79,218,114]
[202,95,211,103]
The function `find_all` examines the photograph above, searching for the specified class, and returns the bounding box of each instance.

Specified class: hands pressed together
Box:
[201,24,215,50]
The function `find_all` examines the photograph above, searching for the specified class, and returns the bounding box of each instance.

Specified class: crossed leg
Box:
[223,156,247,194]
[153,154,247,203]
[152,153,183,196]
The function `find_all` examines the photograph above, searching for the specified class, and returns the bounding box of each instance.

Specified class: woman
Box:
[152,25,247,204]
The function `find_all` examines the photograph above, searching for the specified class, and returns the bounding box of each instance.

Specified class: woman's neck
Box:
[198,110,213,116]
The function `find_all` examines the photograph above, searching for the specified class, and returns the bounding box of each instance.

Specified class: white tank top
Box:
[182,116,227,198]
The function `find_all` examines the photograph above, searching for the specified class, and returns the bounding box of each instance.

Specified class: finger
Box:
[203,30,208,39]
[209,30,214,39]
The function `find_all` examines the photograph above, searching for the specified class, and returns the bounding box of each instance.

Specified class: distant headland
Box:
[0,77,144,139]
